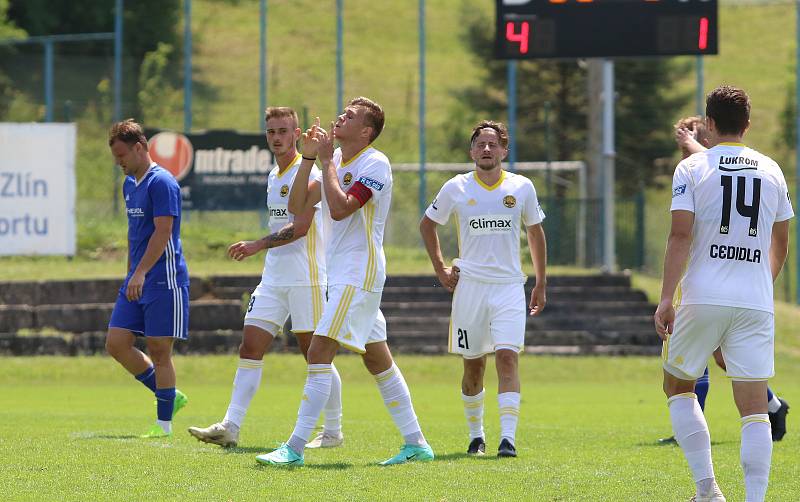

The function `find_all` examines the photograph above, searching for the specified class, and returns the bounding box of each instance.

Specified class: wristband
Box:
[302,155,317,161]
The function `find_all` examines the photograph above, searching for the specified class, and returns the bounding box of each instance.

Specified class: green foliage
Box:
[778,82,796,156]
[138,42,182,128]
[454,1,689,195]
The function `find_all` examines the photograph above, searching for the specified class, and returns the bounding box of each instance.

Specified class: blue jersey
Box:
[123,164,189,290]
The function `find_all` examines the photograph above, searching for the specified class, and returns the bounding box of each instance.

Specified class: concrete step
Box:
[0,278,209,305]
[0,330,659,356]
[0,300,243,332]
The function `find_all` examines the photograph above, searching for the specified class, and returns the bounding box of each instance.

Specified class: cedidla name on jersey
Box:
[468,215,513,235]
[709,244,761,263]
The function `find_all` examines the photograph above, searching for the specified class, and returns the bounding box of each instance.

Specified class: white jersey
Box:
[260,154,326,287]
[425,170,545,283]
[671,143,794,313]
[321,146,392,292]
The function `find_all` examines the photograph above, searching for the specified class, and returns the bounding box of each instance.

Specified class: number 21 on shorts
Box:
[457,328,470,349]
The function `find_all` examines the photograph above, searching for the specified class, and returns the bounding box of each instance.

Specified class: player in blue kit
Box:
[105,119,190,438]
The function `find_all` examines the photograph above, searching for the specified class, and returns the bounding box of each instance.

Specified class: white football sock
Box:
[156,419,172,434]
[498,392,520,444]
[668,393,715,492]
[287,364,333,454]
[741,414,772,502]
[462,389,485,440]
[323,363,343,435]
[768,394,782,414]
[223,358,263,428]
[374,363,426,446]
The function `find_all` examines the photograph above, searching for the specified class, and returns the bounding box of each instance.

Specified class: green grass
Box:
[1,354,799,501]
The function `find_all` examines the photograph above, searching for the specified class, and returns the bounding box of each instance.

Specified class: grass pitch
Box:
[2,354,799,501]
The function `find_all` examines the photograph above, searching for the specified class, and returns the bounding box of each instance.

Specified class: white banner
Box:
[0,123,76,255]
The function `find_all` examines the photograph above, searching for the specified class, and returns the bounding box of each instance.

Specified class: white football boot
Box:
[187,422,239,447]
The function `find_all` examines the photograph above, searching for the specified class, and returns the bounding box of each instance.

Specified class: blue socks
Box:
[767,387,774,402]
[135,366,157,393]
[155,388,176,421]
[695,367,710,411]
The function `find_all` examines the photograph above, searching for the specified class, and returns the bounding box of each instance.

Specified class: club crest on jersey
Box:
[503,195,516,208]
[280,184,289,197]
[673,184,686,197]
[358,176,384,191]
[343,172,353,186]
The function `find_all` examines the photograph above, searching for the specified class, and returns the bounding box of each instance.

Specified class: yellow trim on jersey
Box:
[453,213,461,254]
[329,286,356,340]
[277,153,301,177]
[342,145,372,167]
[362,201,377,290]
[718,142,745,147]
[474,170,506,191]
[305,223,323,324]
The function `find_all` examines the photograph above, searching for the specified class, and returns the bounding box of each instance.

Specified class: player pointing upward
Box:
[256,97,434,467]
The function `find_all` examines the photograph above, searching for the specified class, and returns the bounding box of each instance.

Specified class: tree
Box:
[452,1,689,195]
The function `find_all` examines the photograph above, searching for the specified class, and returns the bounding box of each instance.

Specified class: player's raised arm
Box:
[288,118,322,215]
[319,121,362,221]
[526,223,547,316]
[419,215,458,292]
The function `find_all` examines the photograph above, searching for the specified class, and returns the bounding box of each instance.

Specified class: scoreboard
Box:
[495,0,718,59]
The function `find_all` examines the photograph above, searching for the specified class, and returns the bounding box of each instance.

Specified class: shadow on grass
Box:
[251,462,353,471]
[80,434,139,440]
[637,440,736,448]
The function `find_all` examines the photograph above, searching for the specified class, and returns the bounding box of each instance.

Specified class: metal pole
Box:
[418,0,427,217]
[544,101,552,197]
[796,0,800,304]
[113,0,123,214]
[507,61,517,172]
[44,40,53,122]
[602,59,616,272]
[259,0,267,128]
[114,0,122,122]
[184,0,192,132]
[696,55,704,116]
[336,0,343,114]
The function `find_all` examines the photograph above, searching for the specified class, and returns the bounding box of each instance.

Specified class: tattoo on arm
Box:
[262,224,295,249]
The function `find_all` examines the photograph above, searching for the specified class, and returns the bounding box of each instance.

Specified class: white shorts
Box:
[449,277,526,359]
[314,284,387,354]
[243,284,325,335]
[662,304,774,381]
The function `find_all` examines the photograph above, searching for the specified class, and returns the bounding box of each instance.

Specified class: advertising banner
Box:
[146,129,273,210]
[0,123,76,256]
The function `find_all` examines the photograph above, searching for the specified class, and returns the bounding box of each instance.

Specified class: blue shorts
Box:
[108,286,189,339]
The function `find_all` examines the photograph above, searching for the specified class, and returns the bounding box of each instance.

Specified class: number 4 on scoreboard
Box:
[505,21,529,54]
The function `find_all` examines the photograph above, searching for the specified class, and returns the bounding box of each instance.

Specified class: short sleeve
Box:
[522,180,545,226]
[425,179,457,225]
[670,160,695,213]
[355,155,391,200]
[775,170,795,222]
[150,173,181,218]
